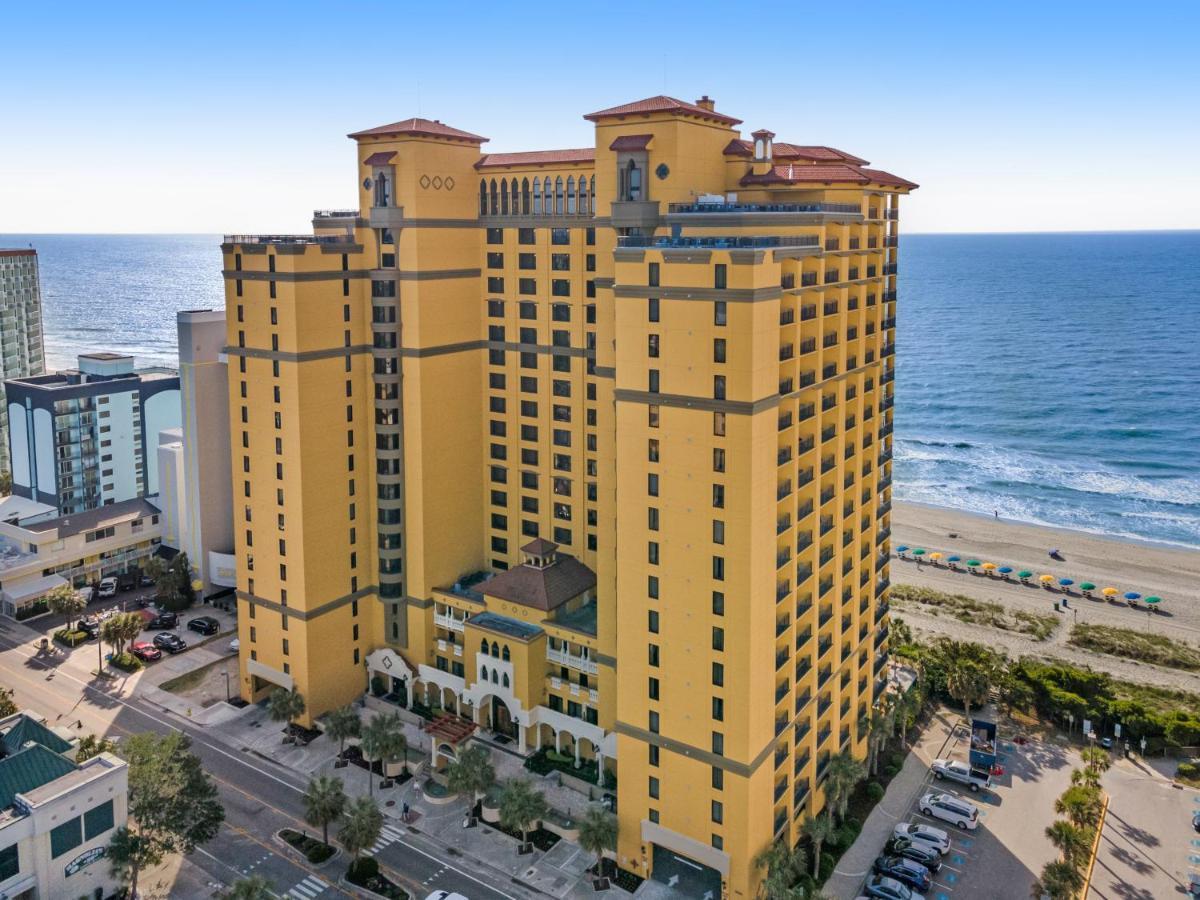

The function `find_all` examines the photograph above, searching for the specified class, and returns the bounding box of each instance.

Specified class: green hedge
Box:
[523,746,600,785]
[54,629,88,647]
[109,652,143,673]
[280,828,335,864]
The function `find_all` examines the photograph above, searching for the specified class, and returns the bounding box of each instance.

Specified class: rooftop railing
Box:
[313,209,359,218]
[668,201,862,215]
[617,234,819,249]
[223,234,354,246]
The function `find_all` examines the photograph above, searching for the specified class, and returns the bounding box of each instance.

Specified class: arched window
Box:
[375,172,390,208]
[491,641,500,657]
[511,179,520,215]
[481,665,489,680]
[481,638,489,654]
[479,180,488,216]
[625,160,642,201]
[555,176,564,215]
[500,179,509,216]
[532,177,542,214]
[589,176,596,213]
[521,178,531,215]
[502,645,511,661]
[489,180,499,216]
[502,673,510,688]
[492,670,499,684]
[566,176,576,214]
[576,176,585,214]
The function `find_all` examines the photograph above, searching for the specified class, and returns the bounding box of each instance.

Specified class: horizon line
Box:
[2,228,1200,238]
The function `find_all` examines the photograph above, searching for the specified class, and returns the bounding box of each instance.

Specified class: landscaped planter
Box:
[420,779,457,806]
[541,811,579,843]
[275,828,338,867]
[480,800,500,824]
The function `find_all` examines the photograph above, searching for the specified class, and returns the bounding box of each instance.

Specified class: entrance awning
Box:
[1,573,69,605]
[423,714,477,746]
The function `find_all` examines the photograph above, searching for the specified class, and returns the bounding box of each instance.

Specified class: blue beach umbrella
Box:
[998,566,1013,574]
[1059,578,1074,587]
[896,545,909,553]
[1124,592,1141,601]
[947,556,961,562]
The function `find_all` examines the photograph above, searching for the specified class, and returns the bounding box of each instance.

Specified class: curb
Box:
[1078,791,1109,899]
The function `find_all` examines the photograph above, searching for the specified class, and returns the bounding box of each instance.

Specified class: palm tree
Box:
[267,688,307,739]
[864,711,890,776]
[226,875,274,899]
[359,712,406,794]
[1070,766,1101,790]
[338,796,383,861]
[46,584,87,631]
[822,751,866,823]
[1045,820,1091,868]
[445,744,496,809]
[325,704,361,761]
[754,836,807,898]
[577,806,617,878]
[944,654,993,731]
[1055,785,1102,829]
[303,775,347,846]
[497,778,548,852]
[100,612,142,658]
[1081,746,1111,776]
[1031,859,1084,899]
[800,814,834,878]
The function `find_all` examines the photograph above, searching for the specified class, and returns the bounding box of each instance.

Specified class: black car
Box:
[884,837,942,873]
[187,616,219,636]
[146,611,178,630]
[139,573,155,587]
[872,855,932,893]
[152,632,188,654]
[78,618,101,639]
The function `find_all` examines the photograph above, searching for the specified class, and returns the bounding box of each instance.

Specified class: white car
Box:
[919,792,979,830]
[228,638,240,653]
[931,758,991,792]
[97,577,118,599]
[424,892,469,900]
[893,822,951,855]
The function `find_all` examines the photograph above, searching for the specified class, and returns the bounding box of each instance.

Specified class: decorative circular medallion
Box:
[655,163,670,180]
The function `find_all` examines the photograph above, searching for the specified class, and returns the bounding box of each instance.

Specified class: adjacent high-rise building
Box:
[5,353,180,514]
[223,94,913,898]
[0,248,46,478]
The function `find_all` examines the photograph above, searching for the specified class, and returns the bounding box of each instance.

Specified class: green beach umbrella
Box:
[912,548,926,556]
[1079,582,1096,591]
[966,559,981,568]
[1018,570,1033,579]
[1145,595,1162,604]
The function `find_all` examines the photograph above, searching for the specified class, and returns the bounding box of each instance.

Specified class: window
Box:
[712,520,725,544]
[713,484,725,508]
[648,610,659,633]
[712,732,724,756]
[712,591,725,615]
[713,375,726,400]
[486,227,503,244]
[648,776,660,799]
[648,439,660,462]
[0,842,16,881]
[712,556,725,580]
[714,338,726,363]
[714,264,727,290]
[648,297,660,322]
[712,626,724,651]
[712,766,724,789]
[714,300,728,325]
[648,644,660,667]
[713,448,725,472]
[712,697,724,721]
[713,412,726,436]
[711,800,724,823]
[84,799,115,839]
[649,711,660,733]
[50,816,83,859]
[648,676,659,700]
[712,661,724,686]
[648,334,660,357]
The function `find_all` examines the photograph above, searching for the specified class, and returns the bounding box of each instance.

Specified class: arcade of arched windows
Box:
[479,174,595,217]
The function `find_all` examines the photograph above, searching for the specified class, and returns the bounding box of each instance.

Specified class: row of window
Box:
[479,176,596,217]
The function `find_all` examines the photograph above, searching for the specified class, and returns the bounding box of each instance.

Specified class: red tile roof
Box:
[348,117,487,143]
[609,133,654,151]
[0,249,36,257]
[723,139,868,165]
[860,168,920,189]
[363,151,396,166]
[740,164,871,186]
[475,148,594,169]
[584,95,741,126]
[480,552,596,612]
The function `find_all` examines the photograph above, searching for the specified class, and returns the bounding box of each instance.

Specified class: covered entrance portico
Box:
[650,845,722,900]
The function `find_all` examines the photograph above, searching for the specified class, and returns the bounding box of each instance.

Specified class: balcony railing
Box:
[668,201,861,215]
[434,611,466,633]
[617,234,819,249]
[546,646,598,675]
[313,209,359,219]
[224,234,352,245]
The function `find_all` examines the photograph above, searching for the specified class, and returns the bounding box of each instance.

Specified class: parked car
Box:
[919,792,979,830]
[97,577,118,599]
[187,616,219,636]
[424,893,470,900]
[893,822,950,855]
[152,632,188,654]
[872,856,932,893]
[863,874,924,900]
[139,573,155,587]
[146,611,178,630]
[78,617,101,639]
[1099,736,1114,750]
[130,641,161,662]
[1192,809,1200,832]
[931,758,992,792]
[229,638,240,653]
[884,837,942,873]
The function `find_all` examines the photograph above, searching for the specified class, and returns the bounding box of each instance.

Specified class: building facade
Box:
[0,249,46,479]
[0,710,128,900]
[157,310,235,596]
[223,95,912,898]
[5,353,180,515]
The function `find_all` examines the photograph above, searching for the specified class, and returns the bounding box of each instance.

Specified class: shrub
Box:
[279,828,335,864]
[109,652,143,673]
[347,856,379,882]
[818,851,835,881]
[1177,761,1200,785]
[866,781,886,802]
[1068,623,1200,672]
[884,763,900,778]
[54,628,88,647]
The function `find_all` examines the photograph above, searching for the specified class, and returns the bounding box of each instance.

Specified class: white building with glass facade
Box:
[0,249,46,479]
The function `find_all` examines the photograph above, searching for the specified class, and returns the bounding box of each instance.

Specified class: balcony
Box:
[775,648,790,670]
[609,200,661,230]
[881,344,897,358]
[886,209,899,220]
[800,304,817,321]
[546,646,598,675]
[617,234,818,249]
[434,610,466,633]
[223,233,355,246]
[780,309,796,325]
[667,201,861,215]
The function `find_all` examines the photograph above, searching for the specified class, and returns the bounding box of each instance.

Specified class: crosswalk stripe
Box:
[288,887,314,899]
[306,876,328,889]
[380,825,404,840]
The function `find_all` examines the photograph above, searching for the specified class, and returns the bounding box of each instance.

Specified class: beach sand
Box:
[892,501,1200,607]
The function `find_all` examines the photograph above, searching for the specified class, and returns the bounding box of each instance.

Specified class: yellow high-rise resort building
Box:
[221,94,914,898]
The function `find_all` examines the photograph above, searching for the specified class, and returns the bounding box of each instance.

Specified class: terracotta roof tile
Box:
[740,164,871,186]
[723,139,869,165]
[585,95,741,126]
[609,133,654,151]
[722,139,753,157]
[348,117,487,143]
[522,537,558,555]
[475,148,594,169]
[860,167,920,189]
[480,553,596,612]
[363,151,396,166]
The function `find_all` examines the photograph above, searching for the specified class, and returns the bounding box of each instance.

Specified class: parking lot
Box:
[836,710,1075,900]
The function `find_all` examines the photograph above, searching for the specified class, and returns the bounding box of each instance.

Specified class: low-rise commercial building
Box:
[0,710,128,900]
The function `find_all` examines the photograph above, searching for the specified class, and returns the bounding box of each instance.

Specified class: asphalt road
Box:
[0,625,523,900]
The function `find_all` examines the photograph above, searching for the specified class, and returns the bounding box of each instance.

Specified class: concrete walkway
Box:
[824,711,960,899]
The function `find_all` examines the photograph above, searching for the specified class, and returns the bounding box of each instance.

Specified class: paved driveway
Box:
[1088,760,1200,900]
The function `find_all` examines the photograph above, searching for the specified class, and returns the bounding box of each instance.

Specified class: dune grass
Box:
[890,583,1058,640]
[1068,623,1200,672]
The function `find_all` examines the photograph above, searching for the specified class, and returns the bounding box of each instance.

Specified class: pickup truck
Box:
[930,758,992,792]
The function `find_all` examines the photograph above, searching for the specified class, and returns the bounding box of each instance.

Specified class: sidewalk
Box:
[824,712,959,899]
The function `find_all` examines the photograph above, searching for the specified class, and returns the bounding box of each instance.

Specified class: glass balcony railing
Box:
[617,234,820,249]
[668,201,861,215]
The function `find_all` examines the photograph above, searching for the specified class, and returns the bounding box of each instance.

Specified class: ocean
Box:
[3,231,1199,548]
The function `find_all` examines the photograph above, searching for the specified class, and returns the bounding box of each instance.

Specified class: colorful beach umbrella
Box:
[966,559,981,568]
[982,562,996,570]
[1079,582,1096,591]
[1039,574,1055,583]
[947,556,961,563]
[1018,570,1033,579]
[1145,596,1162,605]
[896,545,909,553]
[1102,587,1118,596]
[912,549,926,556]
[998,566,1014,574]
[1124,592,1141,601]
[1059,578,1074,587]
[930,552,943,560]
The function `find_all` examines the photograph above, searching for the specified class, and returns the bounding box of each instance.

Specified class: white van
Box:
[97,577,118,599]
[918,792,979,830]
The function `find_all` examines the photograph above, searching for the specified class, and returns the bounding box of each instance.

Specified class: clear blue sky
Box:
[2,1,1198,234]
